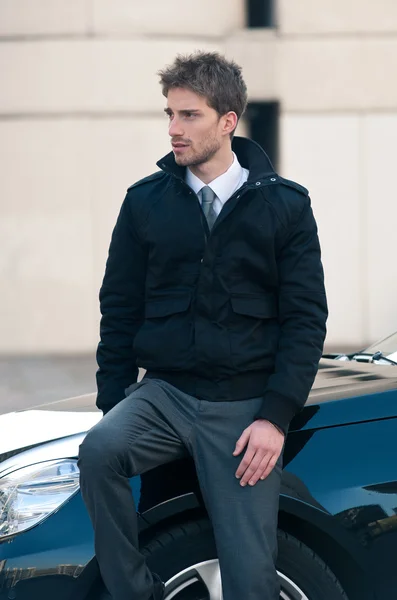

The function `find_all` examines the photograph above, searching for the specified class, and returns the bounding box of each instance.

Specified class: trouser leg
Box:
[77,381,190,600]
[191,397,282,600]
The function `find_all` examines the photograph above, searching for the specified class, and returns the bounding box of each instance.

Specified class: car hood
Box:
[309,358,397,403]
[0,395,101,456]
[290,358,397,431]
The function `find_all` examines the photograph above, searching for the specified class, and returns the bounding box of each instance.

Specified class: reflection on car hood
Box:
[289,358,397,431]
[0,406,101,455]
[309,358,397,404]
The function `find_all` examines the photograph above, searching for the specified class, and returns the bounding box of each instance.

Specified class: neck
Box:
[188,144,234,185]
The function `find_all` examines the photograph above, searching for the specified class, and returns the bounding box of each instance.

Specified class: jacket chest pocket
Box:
[230,293,278,319]
[144,294,191,318]
[228,292,279,370]
[133,292,195,370]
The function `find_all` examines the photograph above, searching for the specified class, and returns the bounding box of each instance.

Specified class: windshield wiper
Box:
[351,351,397,366]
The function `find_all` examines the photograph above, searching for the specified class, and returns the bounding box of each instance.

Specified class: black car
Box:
[1,333,397,600]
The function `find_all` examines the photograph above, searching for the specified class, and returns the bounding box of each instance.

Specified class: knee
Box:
[78,426,124,474]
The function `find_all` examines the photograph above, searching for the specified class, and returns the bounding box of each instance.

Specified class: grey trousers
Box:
[78,378,282,600]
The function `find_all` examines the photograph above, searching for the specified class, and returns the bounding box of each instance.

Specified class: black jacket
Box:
[96,136,328,434]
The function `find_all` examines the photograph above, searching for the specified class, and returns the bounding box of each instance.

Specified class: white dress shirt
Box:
[185,152,249,217]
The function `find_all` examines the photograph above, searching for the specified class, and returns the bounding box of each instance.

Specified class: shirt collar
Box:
[185,153,244,205]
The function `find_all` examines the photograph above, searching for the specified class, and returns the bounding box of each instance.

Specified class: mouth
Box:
[172,142,190,153]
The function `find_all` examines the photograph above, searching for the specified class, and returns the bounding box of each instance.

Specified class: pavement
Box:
[0,354,97,415]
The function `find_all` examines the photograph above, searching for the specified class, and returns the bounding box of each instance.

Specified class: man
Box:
[78,52,328,600]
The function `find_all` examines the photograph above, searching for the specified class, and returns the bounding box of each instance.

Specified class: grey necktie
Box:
[201,186,217,230]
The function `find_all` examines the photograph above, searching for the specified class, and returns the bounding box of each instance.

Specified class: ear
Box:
[221,111,238,137]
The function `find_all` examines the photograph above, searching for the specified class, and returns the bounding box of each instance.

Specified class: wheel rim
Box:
[164,558,309,600]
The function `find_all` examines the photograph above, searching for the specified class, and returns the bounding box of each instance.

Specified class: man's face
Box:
[165,87,225,167]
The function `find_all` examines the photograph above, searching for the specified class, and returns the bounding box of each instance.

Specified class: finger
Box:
[233,428,250,456]
[239,449,267,486]
[259,455,279,481]
[246,453,273,486]
[235,445,257,479]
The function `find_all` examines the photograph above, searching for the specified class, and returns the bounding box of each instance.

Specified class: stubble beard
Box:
[174,135,222,167]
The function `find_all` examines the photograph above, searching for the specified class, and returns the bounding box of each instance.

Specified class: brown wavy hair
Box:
[158,51,248,137]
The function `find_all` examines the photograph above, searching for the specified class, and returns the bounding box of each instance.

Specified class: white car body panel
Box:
[0,409,101,455]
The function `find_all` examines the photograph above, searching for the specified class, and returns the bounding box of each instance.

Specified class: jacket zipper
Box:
[179,179,256,244]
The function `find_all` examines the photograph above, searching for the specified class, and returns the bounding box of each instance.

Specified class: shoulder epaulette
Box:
[278,176,309,196]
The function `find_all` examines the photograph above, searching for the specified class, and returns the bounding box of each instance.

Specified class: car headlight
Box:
[0,459,79,538]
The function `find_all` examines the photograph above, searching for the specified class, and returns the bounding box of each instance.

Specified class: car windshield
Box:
[362,331,397,362]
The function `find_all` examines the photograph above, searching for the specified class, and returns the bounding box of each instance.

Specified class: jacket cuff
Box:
[253,392,298,436]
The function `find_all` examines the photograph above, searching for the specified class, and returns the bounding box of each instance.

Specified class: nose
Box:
[169,117,184,138]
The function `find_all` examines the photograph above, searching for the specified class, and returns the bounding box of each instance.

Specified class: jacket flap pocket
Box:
[230,293,278,319]
[145,293,191,318]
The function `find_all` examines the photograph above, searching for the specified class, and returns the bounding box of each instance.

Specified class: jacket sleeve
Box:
[254,197,328,434]
[96,191,146,415]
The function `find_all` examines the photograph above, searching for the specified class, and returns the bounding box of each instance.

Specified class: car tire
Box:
[141,517,348,600]
[276,529,348,600]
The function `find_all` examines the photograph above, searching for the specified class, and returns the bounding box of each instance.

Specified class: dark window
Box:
[246,0,275,28]
[245,102,279,170]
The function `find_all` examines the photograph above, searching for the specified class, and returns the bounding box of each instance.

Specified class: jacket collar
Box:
[156,136,275,183]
